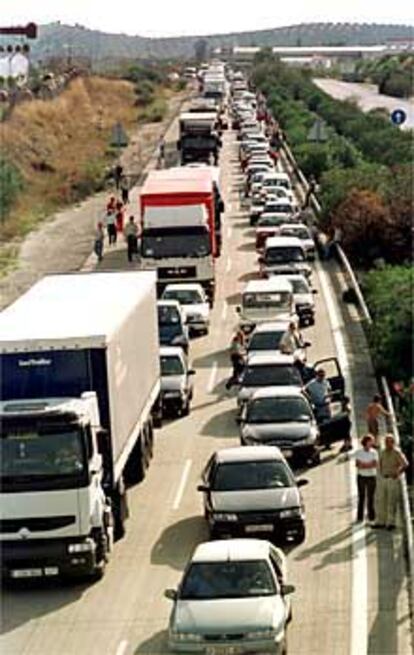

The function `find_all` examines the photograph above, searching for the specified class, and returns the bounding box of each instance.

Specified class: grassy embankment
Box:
[0,75,169,273]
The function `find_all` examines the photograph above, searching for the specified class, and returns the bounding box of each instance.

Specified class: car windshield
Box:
[289,279,310,294]
[163,289,202,305]
[241,365,302,387]
[281,228,310,240]
[158,305,181,325]
[242,292,291,310]
[160,356,184,376]
[265,247,305,263]
[180,560,277,600]
[263,205,292,214]
[257,216,285,227]
[246,397,312,423]
[248,330,284,351]
[142,228,211,259]
[212,460,293,491]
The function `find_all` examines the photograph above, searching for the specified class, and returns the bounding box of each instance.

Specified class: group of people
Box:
[94,192,140,264]
[355,433,408,529]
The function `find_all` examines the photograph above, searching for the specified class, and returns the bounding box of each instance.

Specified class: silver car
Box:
[237,353,303,412]
[198,446,307,543]
[160,347,195,417]
[165,539,294,654]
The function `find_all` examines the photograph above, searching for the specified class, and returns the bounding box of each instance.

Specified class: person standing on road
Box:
[158,138,165,168]
[225,329,246,390]
[114,164,123,190]
[124,216,139,263]
[355,435,379,523]
[120,175,130,205]
[303,175,316,210]
[305,369,332,422]
[280,321,307,355]
[366,394,390,447]
[106,195,117,213]
[115,201,125,234]
[93,222,105,262]
[105,209,117,245]
[374,435,408,530]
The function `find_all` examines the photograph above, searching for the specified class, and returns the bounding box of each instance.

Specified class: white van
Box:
[237,278,296,332]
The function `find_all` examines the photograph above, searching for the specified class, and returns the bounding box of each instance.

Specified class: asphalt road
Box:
[1,127,411,655]
[313,78,414,130]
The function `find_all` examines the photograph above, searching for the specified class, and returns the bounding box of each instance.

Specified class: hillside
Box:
[28,22,414,61]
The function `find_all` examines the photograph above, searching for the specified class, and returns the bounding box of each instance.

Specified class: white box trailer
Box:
[0,271,161,580]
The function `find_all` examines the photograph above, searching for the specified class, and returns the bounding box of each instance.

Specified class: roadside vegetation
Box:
[0,68,178,248]
[252,52,413,453]
[346,54,414,99]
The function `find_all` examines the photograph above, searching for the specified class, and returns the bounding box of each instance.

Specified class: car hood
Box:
[173,596,285,633]
[181,303,209,319]
[161,375,186,392]
[241,421,315,442]
[294,292,314,306]
[211,488,300,512]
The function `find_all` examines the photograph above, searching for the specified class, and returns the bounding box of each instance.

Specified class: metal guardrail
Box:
[280,135,414,624]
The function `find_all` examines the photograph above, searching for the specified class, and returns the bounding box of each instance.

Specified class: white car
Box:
[165,539,294,654]
[160,346,195,417]
[279,223,315,261]
[162,283,210,335]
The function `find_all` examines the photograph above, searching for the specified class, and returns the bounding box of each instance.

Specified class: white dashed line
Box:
[226,258,232,273]
[115,641,128,655]
[172,459,192,510]
[227,226,233,239]
[207,360,218,393]
[221,300,228,322]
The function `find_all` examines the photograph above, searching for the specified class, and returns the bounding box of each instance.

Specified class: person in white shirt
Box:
[355,434,379,523]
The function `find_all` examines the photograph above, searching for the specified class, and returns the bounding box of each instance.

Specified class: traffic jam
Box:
[158,65,352,653]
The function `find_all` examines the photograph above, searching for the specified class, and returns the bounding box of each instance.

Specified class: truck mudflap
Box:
[1,537,99,579]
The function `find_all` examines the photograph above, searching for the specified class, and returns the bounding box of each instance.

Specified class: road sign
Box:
[390,109,407,126]
[110,122,129,148]
[307,118,328,143]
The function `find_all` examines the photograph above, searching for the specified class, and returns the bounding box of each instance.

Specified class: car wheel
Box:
[181,399,190,417]
[311,450,321,466]
[292,526,306,545]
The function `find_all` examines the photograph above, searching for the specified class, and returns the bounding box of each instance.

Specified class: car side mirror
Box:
[281,584,296,596]
[236,306,241,314]
[312,289,318,294]
[164,588,177,601]
[296,478,309,487]
[303,341,311,348]
[236,417,244,424]
[258,256,264,264]
[188,369,196,376]
[197,484,209,493]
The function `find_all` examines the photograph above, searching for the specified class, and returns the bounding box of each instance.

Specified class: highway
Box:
[1,124,412,655]
[313,78,414,130]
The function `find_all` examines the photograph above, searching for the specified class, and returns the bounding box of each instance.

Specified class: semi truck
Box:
[177,112,221,165]
[0,271,161,581]
[139,172,217,302]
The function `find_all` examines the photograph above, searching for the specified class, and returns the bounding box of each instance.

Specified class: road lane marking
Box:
[116,641,128,655]
[221,300,228,322]
[316,260,367,655]
[227,201,233,213]
[207,360,218,393]
[226,257,232,273]
[173,459,192,510]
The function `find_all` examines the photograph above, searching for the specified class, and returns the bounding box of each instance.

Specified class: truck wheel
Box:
[113,484,128,540]
[124,438,145,485]
[90,527,109,581]
[292,526,306,545]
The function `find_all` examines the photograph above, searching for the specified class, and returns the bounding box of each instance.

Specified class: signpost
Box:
[390,109,407,126]
[110,122,129,148]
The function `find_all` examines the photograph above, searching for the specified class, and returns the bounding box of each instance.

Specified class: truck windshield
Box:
[142,228,211,259]
[242,292,291,310]
[265,247,305,263]
[1,427,87,491]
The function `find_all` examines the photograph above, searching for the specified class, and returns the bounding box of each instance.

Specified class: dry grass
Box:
[1,76,143,240]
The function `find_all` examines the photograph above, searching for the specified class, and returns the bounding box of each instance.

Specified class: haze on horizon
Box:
[2,0,413,38]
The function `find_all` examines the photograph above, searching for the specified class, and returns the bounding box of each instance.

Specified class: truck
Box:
[139,172,217,302]
[154,166,225,256]
[0,271,161,581]
[177,112,221,165]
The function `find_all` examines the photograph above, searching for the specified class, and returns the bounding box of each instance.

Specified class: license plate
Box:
[282,449,293,458]
[206,649,241,655]
[44,567,59,576]
[245,524,273,533]
[11,568,43,579]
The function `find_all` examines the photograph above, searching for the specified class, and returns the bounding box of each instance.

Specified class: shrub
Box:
[0,157,24,222]
[137,98,167,124]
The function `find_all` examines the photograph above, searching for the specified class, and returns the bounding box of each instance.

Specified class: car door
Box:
[313,357,345,400]
[200,455,216,516]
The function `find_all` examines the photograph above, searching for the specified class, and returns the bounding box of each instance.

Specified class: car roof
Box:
[263,172,289,180]
[192,539,273,563]
[215,445,284,464]
[279,223,309,232]
[251,321,290,333]
[243,278,293,293]
[246,353,295,366]
[164,283,203,292]
[157,299,181,309]
[250,386,305,400]
[159,346,185,358]
[264,199,293,207]
[265,236,304,248]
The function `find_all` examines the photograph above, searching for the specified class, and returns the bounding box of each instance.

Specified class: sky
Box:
[1,1,413,37]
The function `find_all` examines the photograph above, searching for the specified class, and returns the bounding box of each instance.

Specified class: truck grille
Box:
[158,266,197,280]
[0,516,76,533]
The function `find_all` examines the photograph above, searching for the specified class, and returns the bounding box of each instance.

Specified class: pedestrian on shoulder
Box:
[355,434,378,523]
[124,216,139,263]
[374,434,408,530]
[305,369,332,422]
[106,195,117,213]
[115,206,125,233]
[366,394,390,447]
[93,222,105,262]
[105,209,117,245]
[114,164,123,190]
[225,328,246,390]
[303,175,316,210]
[120,175,129,204]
